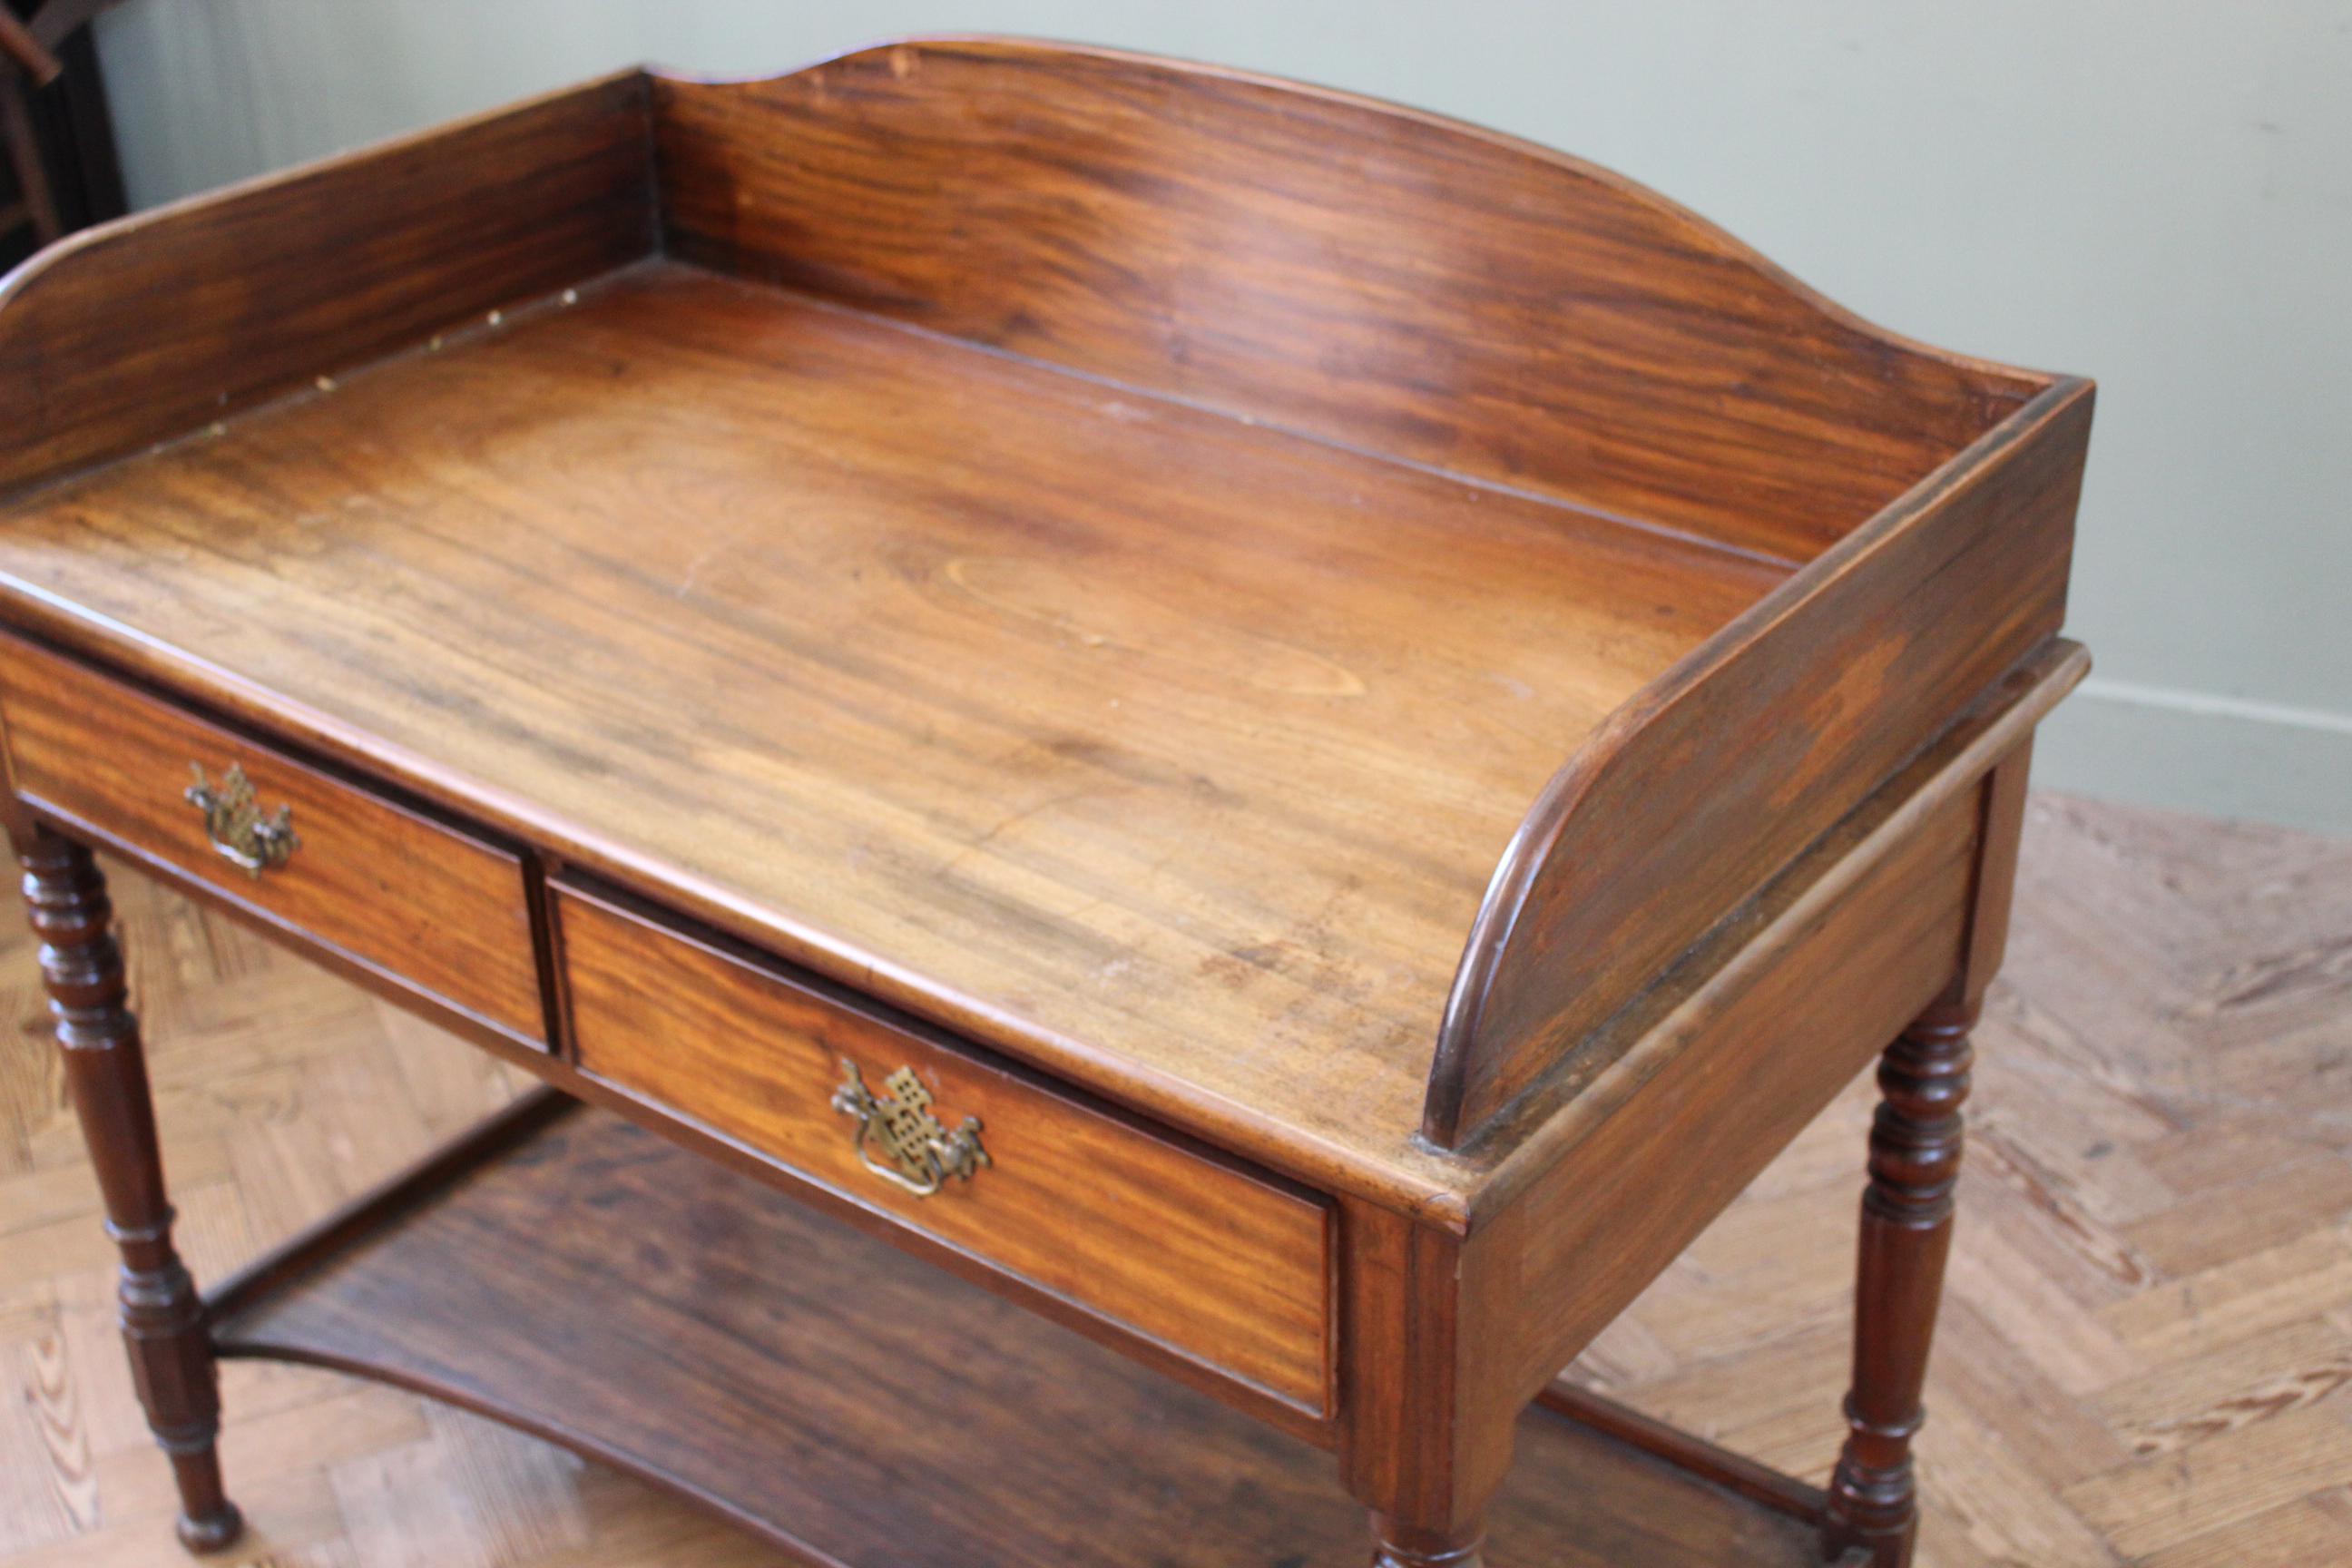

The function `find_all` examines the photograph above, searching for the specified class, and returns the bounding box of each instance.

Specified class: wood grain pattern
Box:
[209,1104,1827,1568]
[0,633,544,1042]
[1466,641,2084,1190]
[0,257,1782,1200]
[1430,383,2091,1143]
[557,879,1332,1417]
[654,38,2043,564]
[1439,639,2081,1452]
[0,39,2095,1200]
[5,793,2338,1565]
[0,71,651,492]
[1480,762,1980,1407]
[9,827,239,1551]
[1824,1000,1977,1567]
[0,43,2110,1563]
[1335,1196,1520,1562]
[1955,742,2034,1014]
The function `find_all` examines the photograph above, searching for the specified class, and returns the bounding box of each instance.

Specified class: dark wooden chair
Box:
[1,0,126,254]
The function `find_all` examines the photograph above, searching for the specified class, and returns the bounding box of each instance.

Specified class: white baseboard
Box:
[2033,678,2352,838]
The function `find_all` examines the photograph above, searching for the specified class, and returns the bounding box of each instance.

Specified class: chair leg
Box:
[15,826,243,1553]
[0,64,63,244]
[1822,995,1975,1568]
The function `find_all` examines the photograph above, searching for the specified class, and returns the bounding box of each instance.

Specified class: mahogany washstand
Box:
[0,38,2091,1567]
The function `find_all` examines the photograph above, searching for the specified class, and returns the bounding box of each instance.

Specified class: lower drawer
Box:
[554,880,1332,1416]
[0,634,544,1042]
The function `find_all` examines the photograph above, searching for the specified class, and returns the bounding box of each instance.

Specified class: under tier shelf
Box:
[210,1102,1831,1567]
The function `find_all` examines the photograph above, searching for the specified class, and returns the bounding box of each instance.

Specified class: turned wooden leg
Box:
[16,827,242,1553]
[1823,996,1974,1568]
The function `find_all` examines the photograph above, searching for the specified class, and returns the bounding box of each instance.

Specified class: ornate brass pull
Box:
[183,762,299,877]
[830,1059,989,1197]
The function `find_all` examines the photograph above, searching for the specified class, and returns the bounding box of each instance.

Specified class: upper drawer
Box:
[555,880,1332,1417]
[0,635,544,1043]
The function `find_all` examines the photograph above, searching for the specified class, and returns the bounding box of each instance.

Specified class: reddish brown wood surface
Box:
[1824,1001,1977,1567]
[202,1085,578,1325]
[558,878,1333,1416]
[12,825,241,1550]
[0,50,2094,1563]
[654,38,2043,565]
[1957,740,2034,1013]
[1534,1381,1829,1526]
[27,794,2320,1568]
[209,1104,1831,1568]
[1464,639,2082,1204]
[1337,1196,1520,1563]
[1477,757,1981,1404]
[0,71,651,492]
[0,36,2098,1212]
[1429,384,2090,1143]
[0,257,1783,1203]
[0,42,2092,1193]
[1416,648,2077,1550]
[0,632,546,1040]
[0,40,2099,1566]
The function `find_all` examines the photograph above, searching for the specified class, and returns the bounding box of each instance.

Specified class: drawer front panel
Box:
[0,636,544,1041]
[557,883,1331,1415]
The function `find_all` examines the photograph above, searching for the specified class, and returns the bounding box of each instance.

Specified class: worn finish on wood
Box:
[0,633,545,1043]
[655,38,2043,565]
[0,39,2094,1201]
[1824,1001,1977,1567]
[1335,1196,1517,1557]
[1450,643,2082,1451]
[1468,640,2082,1191]
[1432,389,2089,1144]
[0,71,652,491]
[209,1104,1827,1568]
[1485,784,1973,1406]
[556,878,1333,1417]
[4,793,2336,1566]
[0,256,1787,1202]
[10,826,240,1552]
[0,39,2101,1566]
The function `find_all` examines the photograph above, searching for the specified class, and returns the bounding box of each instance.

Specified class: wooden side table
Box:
[0,39,2092,1567]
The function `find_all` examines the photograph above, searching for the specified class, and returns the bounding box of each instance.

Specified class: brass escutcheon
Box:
[183,762,299,877]
[830,1059,989,1197]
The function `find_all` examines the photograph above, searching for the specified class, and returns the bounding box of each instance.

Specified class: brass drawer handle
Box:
[183,762,300,877]
[830,1059,989,1197]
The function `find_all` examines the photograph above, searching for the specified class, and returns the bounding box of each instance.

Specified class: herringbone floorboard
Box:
[2,792,2347,1565]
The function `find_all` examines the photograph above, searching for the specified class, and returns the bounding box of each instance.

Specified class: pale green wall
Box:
[88,1,2352,834]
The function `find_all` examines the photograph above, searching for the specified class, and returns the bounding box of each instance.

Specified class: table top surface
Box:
[0,259,1786,1181]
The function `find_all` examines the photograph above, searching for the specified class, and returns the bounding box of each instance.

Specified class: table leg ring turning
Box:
[1824,996,1975,1568]
[16,827,244,1553]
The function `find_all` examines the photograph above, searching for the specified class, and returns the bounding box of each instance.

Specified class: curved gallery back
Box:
[0,39,2086,1180]
[652,37,2049,568]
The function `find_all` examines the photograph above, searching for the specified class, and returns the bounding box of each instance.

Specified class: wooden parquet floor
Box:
[1,791,2348,1566]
